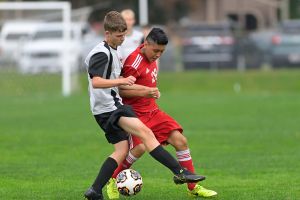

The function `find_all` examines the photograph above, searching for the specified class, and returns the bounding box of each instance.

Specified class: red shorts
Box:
[129,109,183,149]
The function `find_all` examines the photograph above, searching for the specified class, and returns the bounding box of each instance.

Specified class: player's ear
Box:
[144,40,149,47]
[105,31,111,37]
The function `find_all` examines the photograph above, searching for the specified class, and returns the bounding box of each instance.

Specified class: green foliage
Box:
[1,69,300,199]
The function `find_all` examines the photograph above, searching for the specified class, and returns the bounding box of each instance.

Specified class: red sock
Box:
[176,149,197,190]
[112,151,137,178]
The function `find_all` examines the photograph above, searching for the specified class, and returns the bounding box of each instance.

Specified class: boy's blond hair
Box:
[104,11,127,32]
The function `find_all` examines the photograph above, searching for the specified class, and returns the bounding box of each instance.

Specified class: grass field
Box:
[0,69,300,200]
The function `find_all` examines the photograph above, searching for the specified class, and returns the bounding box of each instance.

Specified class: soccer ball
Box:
[116,169,143,196]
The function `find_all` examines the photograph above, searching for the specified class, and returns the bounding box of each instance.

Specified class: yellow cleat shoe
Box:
[106,178,119,199]
[188,184,217,198]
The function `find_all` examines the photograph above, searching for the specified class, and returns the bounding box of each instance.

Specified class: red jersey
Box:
[121,44,158,113]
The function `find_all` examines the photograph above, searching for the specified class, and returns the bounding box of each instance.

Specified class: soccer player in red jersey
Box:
[106,28,217,199]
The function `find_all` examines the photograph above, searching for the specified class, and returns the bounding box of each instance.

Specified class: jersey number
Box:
[151,68,158,83]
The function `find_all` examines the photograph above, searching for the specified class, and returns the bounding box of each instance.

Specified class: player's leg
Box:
[85,110,130,200]
[93,140,128,190]
[118,116,206,183]
[167,131,217,197]
[85,140,129,200]
[167,130,196,189]
[118,116,159,150]
[111,108,161,179]
[147,109,216,197]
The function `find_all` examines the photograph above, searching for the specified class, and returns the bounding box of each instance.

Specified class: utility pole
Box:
[139,0,148,26]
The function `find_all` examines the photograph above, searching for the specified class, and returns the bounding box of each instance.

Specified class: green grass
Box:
[0,69,300,199]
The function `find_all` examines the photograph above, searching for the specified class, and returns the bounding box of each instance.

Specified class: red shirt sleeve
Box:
[121,64,140,79]
[121,53,143,78]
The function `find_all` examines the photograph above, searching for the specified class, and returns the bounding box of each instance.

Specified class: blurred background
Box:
[1,2,300,199]
[1,0,300,96]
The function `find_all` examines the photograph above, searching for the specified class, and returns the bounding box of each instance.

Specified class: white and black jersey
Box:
[85,41,123,115]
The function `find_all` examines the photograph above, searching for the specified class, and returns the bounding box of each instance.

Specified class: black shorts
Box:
[94,105,137,144]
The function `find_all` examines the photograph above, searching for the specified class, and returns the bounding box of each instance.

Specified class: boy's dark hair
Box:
[104,11,127,32]
[145,27,168,45]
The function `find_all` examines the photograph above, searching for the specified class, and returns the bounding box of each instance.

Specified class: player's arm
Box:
[120,85,160,99]
[119,81,149,90]
[92,76,135,88]
[88,53,136,88]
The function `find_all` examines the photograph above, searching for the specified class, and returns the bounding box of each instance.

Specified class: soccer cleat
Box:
[173,169,206,184]
[188,184,217,197]
[107,178,119,199]
[84,187,103,200]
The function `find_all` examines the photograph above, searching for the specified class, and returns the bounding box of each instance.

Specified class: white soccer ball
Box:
[116,169,143,196]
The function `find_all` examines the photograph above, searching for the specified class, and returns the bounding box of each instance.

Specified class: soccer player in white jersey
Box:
[120,9,144,62]
[83,11,205,200]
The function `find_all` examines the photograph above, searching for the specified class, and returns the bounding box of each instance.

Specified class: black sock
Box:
[149,145,182,174]
[92,157,118,192]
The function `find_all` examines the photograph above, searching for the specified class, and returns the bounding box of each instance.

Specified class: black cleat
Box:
[84,187,103,200]
[173,169,206,184]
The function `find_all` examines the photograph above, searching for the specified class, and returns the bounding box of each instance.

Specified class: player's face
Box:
[106,30,127,48]
[144,42,165,63]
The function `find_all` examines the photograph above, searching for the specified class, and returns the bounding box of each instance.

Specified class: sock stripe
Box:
[176,149,190,156]
[125,151,138,164]
[177,156,191,161]
[176,149,192,161]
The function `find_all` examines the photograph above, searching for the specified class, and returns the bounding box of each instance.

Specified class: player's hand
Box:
[154,91,161,99]
[146,87,160,99]
[121,76,136,86]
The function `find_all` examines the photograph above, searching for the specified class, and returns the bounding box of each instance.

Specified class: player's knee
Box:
[174,136,188,150]
[111,150,128,164]
[116,146,129,160]
[136,144,146,154]
[131,144,146,157]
